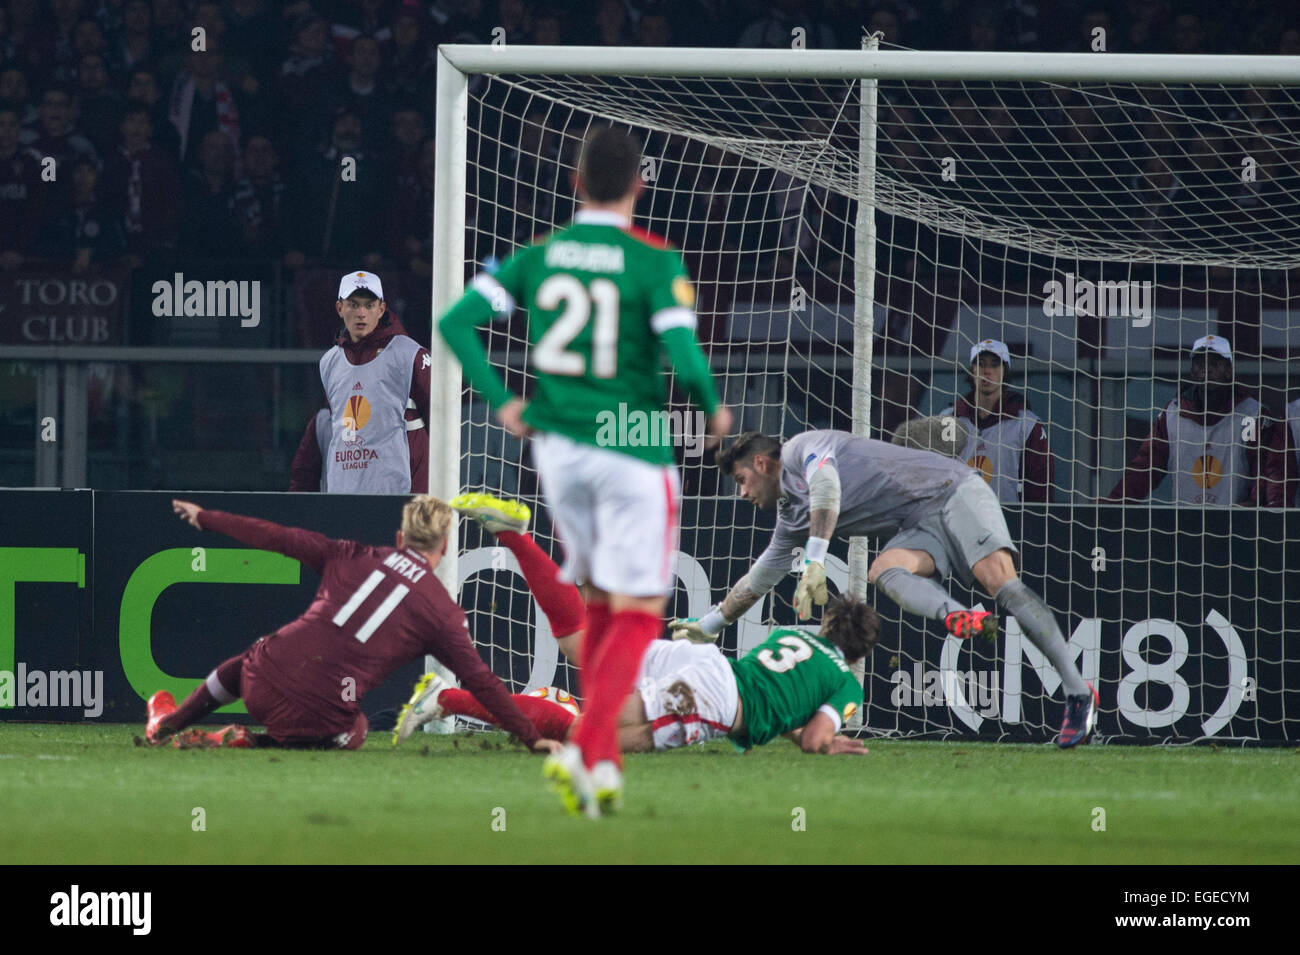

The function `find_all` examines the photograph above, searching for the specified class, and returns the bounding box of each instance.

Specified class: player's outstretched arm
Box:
[786,713,867,755]
[171,500,335,574]
[670,574,765,642]
[672,524,802,640]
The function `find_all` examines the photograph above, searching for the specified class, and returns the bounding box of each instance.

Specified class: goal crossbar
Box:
[439,45,1300,84]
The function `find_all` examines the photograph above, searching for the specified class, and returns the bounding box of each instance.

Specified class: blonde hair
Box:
[401,495,452,553]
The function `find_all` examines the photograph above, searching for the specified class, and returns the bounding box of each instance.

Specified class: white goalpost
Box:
[430,45,1300,743]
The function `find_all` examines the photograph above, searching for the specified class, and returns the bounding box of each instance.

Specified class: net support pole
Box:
[425,50,469,729]
[846,32,882,728]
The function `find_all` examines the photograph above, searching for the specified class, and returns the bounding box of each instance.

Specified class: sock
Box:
[994,579,1089,696]
[439,688,578,740]
[571,609,661,770]
[166,654,243,731]
[875,566,966,620]
[496,531,585,639]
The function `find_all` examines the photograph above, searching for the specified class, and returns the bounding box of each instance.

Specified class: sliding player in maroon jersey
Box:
[144,496,561,753]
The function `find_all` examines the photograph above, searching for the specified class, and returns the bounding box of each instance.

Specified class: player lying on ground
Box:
[392,494,871,758]
[670,430,1098,748]
[143,496,561,754]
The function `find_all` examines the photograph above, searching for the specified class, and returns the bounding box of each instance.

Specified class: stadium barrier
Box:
[3,490,1296,743]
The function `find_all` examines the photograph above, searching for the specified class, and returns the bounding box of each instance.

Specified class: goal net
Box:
[433,46,1300,744]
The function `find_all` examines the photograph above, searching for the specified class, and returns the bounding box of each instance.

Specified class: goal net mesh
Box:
[451,62,1300,743]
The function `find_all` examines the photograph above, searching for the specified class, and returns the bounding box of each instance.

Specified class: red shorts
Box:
[241,649,368,750]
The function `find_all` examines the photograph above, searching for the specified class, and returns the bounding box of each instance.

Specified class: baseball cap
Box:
[338,271,384,300]
[1191,334,1232,363]
[970,338,1011,366]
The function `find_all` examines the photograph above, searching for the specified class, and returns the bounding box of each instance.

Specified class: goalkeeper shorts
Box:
[885,473,1018,587]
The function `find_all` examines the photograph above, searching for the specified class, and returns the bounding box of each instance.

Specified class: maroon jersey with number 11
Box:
[198,510,541,747]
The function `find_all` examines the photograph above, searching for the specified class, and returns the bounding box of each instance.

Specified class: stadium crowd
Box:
[2,0,1299,502]
[2,1,1297,293]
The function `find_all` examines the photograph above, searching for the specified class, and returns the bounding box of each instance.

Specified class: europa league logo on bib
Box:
[1192,454,1223,488]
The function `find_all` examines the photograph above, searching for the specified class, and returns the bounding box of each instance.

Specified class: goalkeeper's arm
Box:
[673,520,803,641]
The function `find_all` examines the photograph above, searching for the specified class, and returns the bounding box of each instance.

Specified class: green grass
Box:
[1,724,1296,864]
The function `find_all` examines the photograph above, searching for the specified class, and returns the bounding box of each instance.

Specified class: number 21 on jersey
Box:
[532,275,620,378]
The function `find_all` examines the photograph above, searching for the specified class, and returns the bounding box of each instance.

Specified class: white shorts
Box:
[532,432,681,597]
[636,640,739,751]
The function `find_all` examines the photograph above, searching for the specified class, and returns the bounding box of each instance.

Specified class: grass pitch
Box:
[1,723,1296,865]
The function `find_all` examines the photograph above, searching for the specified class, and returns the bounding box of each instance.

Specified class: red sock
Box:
[579,602,612,702]
[166,654,243,731]
[439,689,577,740]
[496,531,585,639]
[571,609,661,769]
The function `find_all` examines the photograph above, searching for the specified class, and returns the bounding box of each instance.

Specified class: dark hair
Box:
[579,125,641,202]
[716,431,782,476]
[820,595,879,663]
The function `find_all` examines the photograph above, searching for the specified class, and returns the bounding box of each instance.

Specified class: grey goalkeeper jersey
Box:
[752,430,974,583]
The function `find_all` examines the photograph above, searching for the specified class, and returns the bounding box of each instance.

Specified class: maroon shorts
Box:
[241,651,368,750]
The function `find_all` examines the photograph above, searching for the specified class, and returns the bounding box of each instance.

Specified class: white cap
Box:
[338,270,384,300]
[1191,334,1232,363]
[969,338,1011,366]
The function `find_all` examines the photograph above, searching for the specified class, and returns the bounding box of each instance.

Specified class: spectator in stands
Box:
[74,52,123,156]
[0,66,38,133]
[534,8,564,45]
[72,16,108,59]
[20,83,98,209]
[939,339,1054,503]
[232,134,286,258]
[291,271,430,494]
[387,136,435,275]
[737,0,837,48]
[495,0,535,44]
[1172,13,1207,54]
[223,0,284,87]
[284,105,386,269]
[278,12,334,116]
[0,105,43,271]
[125,67,180,158]
[386,7,436,105]
[388,105,427,184]
[1107,336,1285,506]
[167,48,245,173]
[638,10,671,45]
[181,129,243,257]
[592,0,635,46]
[36,156,125,271]
[101,101,183,262]
[324,33,391,143]
[48,0,89,83]
[109,0,157,78]
[329,0,393,48]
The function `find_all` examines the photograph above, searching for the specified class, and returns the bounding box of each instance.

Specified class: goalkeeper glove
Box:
[794,543,829,620]
[669,607,726,643]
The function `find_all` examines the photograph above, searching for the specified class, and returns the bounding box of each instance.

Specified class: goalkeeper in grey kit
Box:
[674,429,1098,747]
